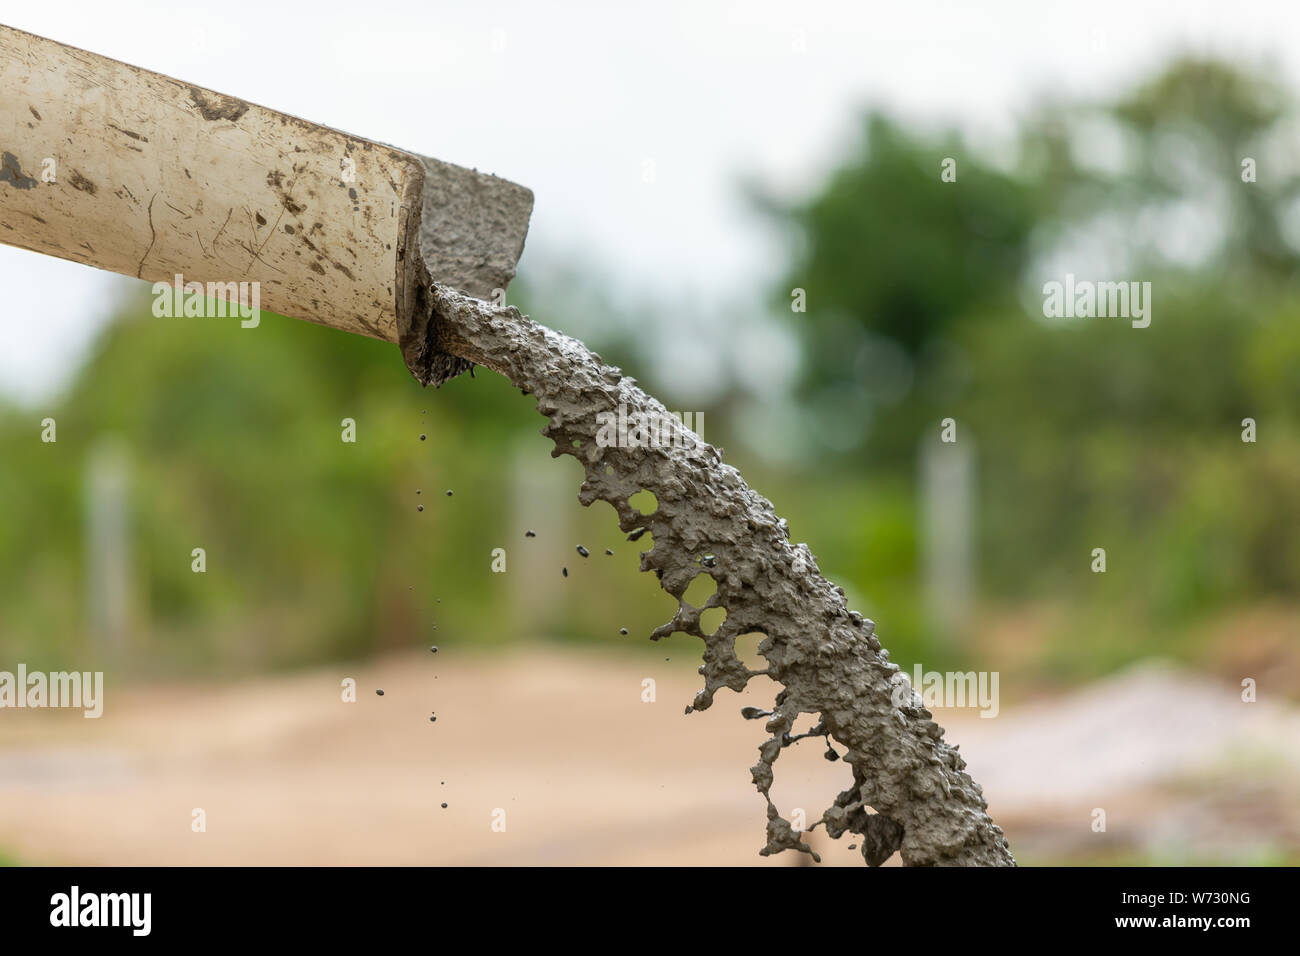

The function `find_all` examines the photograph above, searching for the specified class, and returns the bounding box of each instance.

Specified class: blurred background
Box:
[1,1,1298,865]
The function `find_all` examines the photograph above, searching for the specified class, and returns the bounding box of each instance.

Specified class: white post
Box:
[920,429,974,644]
[85,437,130,650]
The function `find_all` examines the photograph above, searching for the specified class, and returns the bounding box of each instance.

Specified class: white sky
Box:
[2,0,1297,403]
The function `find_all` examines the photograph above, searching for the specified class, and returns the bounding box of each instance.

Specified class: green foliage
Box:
[760,57,1300,663]
[772,114,1038,358]
[0,296,668,672]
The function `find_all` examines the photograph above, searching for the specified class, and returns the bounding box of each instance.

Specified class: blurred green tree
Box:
[762,57,1300,641]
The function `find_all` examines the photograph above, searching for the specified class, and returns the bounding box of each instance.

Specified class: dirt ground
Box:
[1,646,1297,865]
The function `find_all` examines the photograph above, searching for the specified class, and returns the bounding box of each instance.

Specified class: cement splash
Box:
[420,285,1015,867]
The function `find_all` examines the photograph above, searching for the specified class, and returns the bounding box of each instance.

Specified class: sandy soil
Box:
[1,647,1296,865]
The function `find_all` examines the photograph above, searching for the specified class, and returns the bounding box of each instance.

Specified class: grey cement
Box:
[402,158,533,388]
[417,283,1015,867]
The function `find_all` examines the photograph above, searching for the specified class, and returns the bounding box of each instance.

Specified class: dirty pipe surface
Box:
[424,285,1015,867]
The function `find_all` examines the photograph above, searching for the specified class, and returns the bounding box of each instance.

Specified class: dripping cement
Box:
[419,284,1015,867]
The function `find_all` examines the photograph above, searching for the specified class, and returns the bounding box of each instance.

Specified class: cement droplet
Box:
[429,714,437,722]
[441,802,448,809]
[417,504,424,512]
[375,689,384,696]
[419,434,427,441]
[429,645,438,653]
[445,490,453,497]
[619,628,628,635]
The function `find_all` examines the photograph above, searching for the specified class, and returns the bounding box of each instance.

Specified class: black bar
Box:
[0,865,1279,943]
